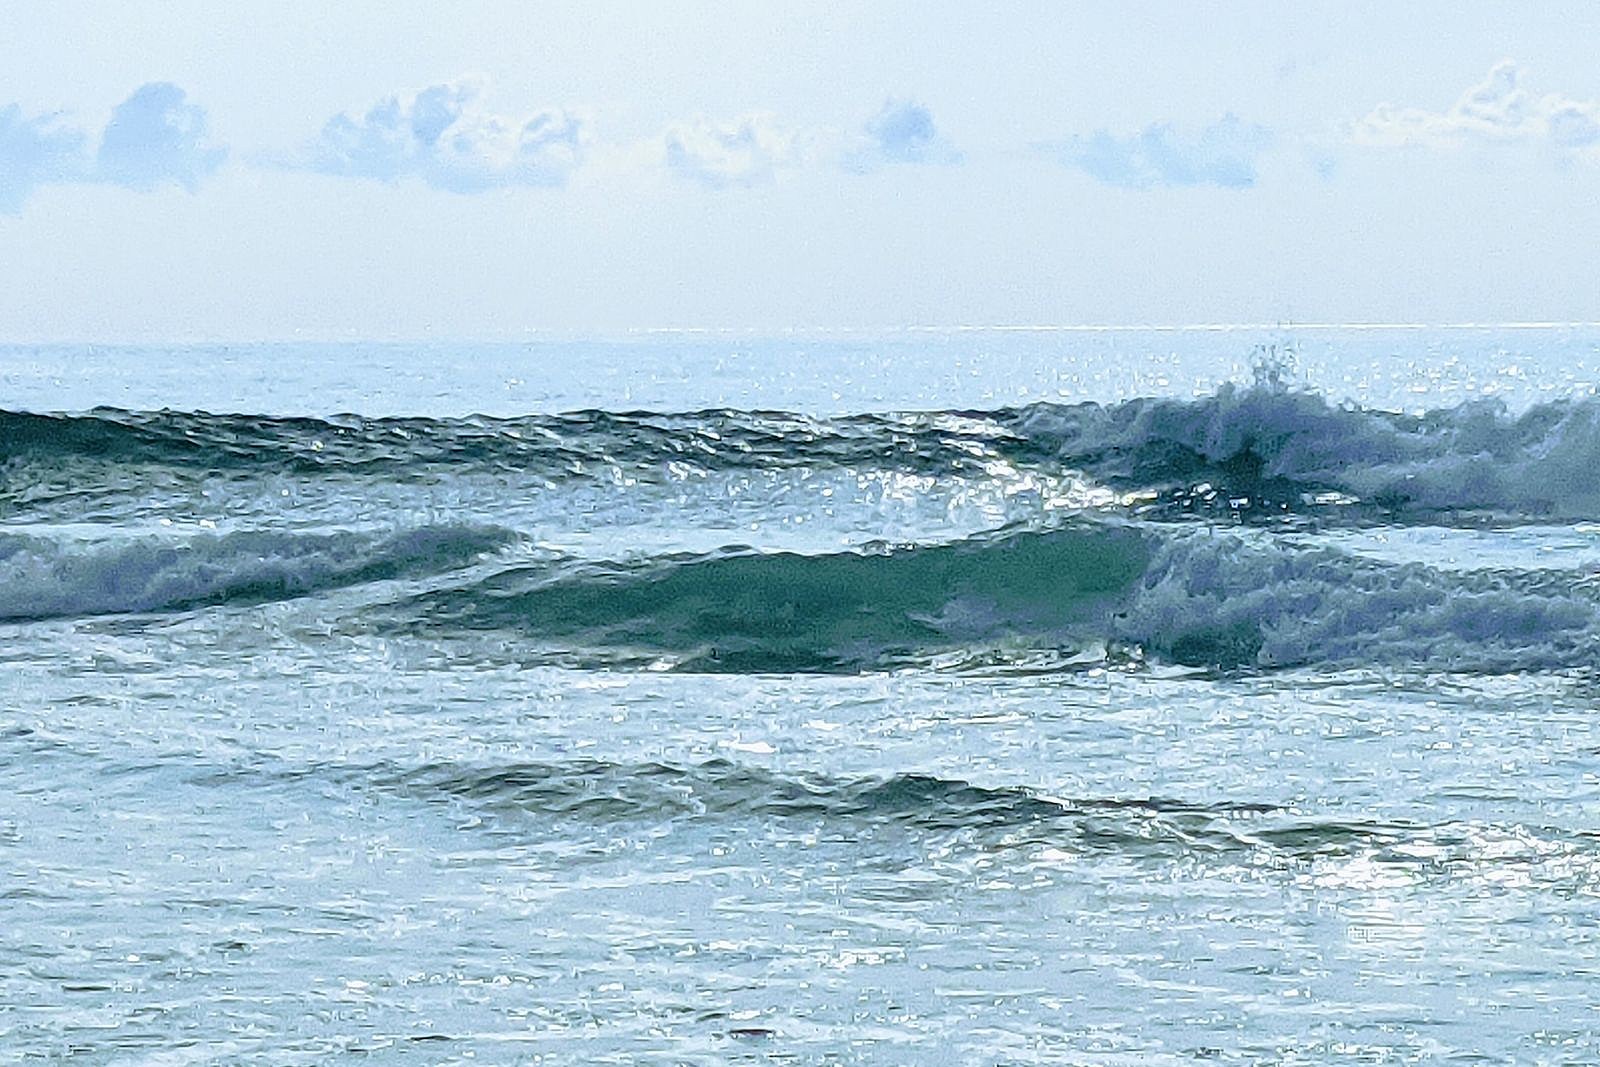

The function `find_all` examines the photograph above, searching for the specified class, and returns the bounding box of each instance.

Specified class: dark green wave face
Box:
[401,524,1152,673]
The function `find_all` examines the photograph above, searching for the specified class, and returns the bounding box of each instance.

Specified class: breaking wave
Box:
[9,384,1600,673]
[5,509,1596,675]
[0,523,512,621]
[1116,531,1600,672]
[1005,386,1600,520]
[396,523,1600,675]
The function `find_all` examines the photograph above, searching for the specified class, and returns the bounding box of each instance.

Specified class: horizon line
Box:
[6,321,1600,345]
[636,321,1600,334]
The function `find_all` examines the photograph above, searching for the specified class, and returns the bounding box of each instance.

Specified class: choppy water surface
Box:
[4,330,1600,1064]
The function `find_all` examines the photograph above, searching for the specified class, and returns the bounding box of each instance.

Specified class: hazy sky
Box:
[3,2,1600,339]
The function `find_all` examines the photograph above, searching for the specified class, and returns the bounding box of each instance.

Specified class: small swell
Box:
[380,757,1399,858]
[387,758,1299,851]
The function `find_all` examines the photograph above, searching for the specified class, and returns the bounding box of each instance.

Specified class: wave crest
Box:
[0,407,1006,478]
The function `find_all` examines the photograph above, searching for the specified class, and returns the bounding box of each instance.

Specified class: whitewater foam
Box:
[1009,385,1600,519]
[1117,530,1600,672]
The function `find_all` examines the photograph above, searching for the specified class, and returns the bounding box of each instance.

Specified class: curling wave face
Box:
[7,517,1590,674]
[396,523,1149,673]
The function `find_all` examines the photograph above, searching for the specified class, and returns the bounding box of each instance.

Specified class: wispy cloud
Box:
[0,105,84,213]
[663,113,799,188]
[0,83,223,212]
[1355,61,1600,154]
[303,78,583,192]
[845,99,961,172]
[1045,114,1271,190]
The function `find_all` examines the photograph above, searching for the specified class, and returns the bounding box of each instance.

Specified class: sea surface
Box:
[4,328,1600,1064]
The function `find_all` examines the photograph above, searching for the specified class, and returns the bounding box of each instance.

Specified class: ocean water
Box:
[4,328,1600,1064]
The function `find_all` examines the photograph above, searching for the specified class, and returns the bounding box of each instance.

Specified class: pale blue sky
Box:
[3,2,1599,339]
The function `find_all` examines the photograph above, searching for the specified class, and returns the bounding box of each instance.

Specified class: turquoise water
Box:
[4,330,1600,1063]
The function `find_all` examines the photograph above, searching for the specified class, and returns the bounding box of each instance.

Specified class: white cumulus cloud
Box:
[662,113,799,188]
[306,78,583,192]
[1356,61,1600,153]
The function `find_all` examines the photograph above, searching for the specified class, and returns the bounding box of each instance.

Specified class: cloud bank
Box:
[663,113,799,188]
[306,79,583,192]
[0,83,223,212]
[1048,114,1271,190]
[1356,61,1600,154]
